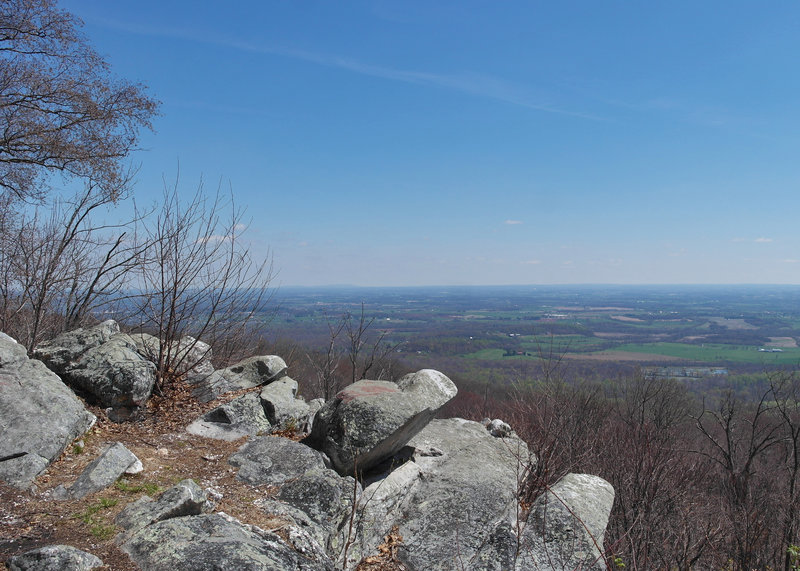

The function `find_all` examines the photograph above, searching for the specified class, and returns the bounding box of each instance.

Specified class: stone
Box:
[0,333,95,489]
[517,472,615,571]
[277,468,359,555]
[228,435,326,486]
[486,418,513,438]
[367,418,529,570]
[260,376,313,432]
[115,479,207,540]
[186,392,271,441]
[120,512,333,570]
[63,333,156,412]
[188,355,287,402]
[307,369,457,475]
[65,442,140,499]
[5,544,103,570]
[33,320,119,374]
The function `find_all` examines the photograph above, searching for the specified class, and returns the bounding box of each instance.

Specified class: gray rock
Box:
[65,442,140,499]
[115,479,207,540]
[6,544,103,570]
[277,468,360,554]
[260,376,313,432]
[33,320,119,374]
[0,331,28,366]
[0,333,95,489]
[186,392,271,440]
[487,418,513,438]
[373,418,529,571]
[63,333,156,412]
[254,499,332,560]
[120,512,333,570]
[228,435,326,486]
[307,369,457,475]
[516,472,615,571]
[188,355,287,402]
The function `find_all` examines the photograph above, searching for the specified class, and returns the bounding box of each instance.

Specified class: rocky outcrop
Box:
[33,320,119,374]
[33,322,156,416]
[260,376,317,431]
[307,369,458,475]
[3,319,616,570]
[64,333,156,413]
[5,544,103,570]
[0,332,95,489]
[187,355,287,402]
[346,418,531,569]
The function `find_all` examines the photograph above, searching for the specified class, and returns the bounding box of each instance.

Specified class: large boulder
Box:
[0,333,95,489]
[117,480,334,569]
[260,376,314,431]
[517,472,615,570]
[228,435,327,486]
[120,512,333,570]
[33,320,119,374]
[5,544,103,570]
[307,369,457,475]
[186,392,272,441]
[345,418,530,570]
[258,467,360,558]
[188,355,287,402]
[62,333,156,413]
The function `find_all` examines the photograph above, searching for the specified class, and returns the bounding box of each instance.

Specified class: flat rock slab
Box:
[5,544,103,570]
[228,436,326,486]
[186,392,271,441]
[307,369,457,476]
[0,333,95,489]
[188,355,287,402]
[63,442,140,499]
[120,512,333,571]
[115,479,208,540]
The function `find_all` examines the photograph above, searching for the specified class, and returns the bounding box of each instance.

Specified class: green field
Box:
[609,342,800,364]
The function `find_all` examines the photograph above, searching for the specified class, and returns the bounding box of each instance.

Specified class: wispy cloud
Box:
[732,237,774,243]
[504,220,523,225]
[93,18,600,120]
[521,260,541,265]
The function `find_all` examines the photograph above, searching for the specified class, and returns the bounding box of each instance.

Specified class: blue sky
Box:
[62,1,800,287]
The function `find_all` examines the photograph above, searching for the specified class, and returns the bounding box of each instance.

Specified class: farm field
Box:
[267,284,800,380]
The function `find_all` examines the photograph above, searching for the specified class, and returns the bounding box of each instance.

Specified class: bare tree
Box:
[307,304,398,400]
[692,389,784,570]
[131,176,273,390]
[0,180,143,351]
[0,0,158,201]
